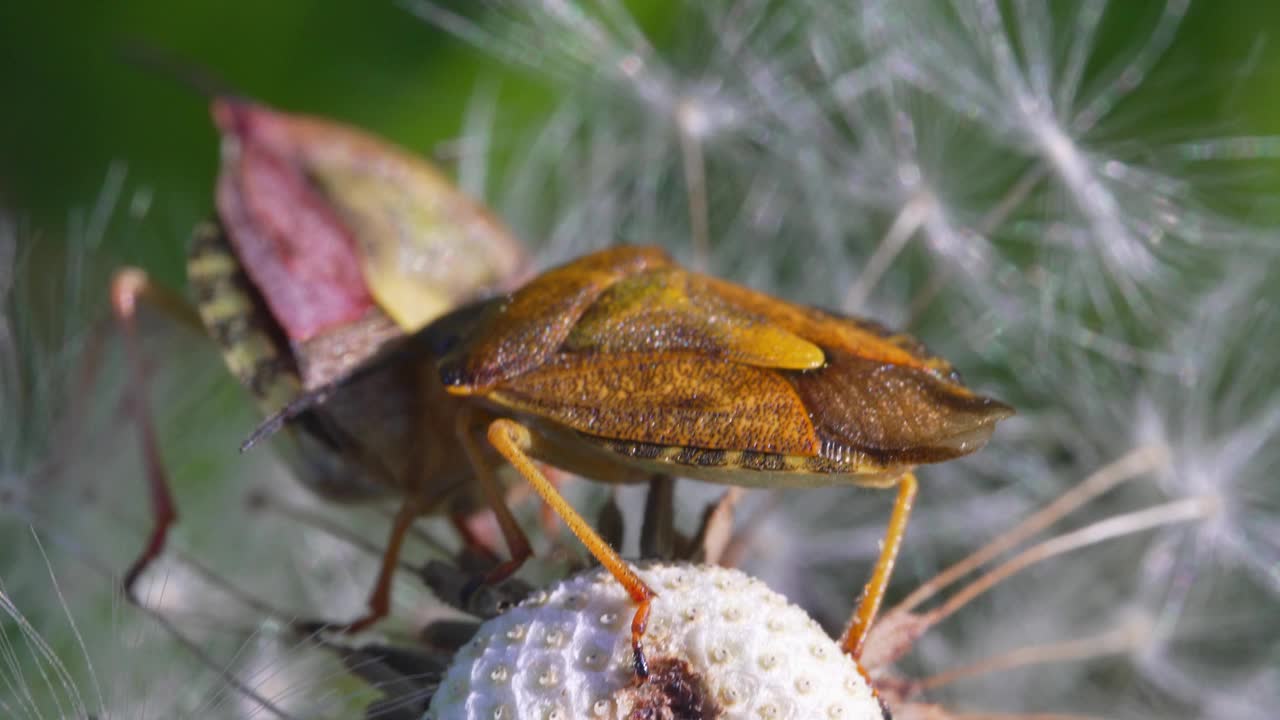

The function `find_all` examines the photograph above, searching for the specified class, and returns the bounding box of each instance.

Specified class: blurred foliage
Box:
[2,1,1278,278]
[0,1,668,287]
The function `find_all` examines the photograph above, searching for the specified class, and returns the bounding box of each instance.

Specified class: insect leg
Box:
[640,474,677,560]
[112,267,207,331]
[447,512,501,565]
[535,466,566,544]
[109,268,203,603]
[840,471,918,659]
[456,407,534,584]
[487,418,658,679]
[341,493,435,634]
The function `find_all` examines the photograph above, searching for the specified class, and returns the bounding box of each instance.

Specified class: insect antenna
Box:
[239,389,336,452]
[115,39,244,101]
[240,331,436,452]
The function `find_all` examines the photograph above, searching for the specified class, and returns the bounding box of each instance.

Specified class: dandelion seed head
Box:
[426,563,884,719]
[839,0,1280,377]
[1131,266,1280,589]
[1038,264,1280,715]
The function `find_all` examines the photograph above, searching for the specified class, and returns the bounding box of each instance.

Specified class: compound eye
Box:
[421,295,508,385]
[430,329,461,357]
[423,301,484,357]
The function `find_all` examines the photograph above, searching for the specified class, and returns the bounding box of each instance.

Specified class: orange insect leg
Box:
[841,471,918,659]
[487,418,658,678]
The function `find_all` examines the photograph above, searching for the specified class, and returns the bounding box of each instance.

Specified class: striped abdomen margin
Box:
[186,221,301,414]
[597,437,887,477]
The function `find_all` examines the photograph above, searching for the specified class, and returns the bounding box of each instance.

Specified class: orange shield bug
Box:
[349,244,1011,677]
[424,244,1013,671]
[110,97,528,631]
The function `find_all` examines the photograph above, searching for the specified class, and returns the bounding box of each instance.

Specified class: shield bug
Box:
[396,244,1013,677]
[255,245,1012,674]
[110,97,528,631]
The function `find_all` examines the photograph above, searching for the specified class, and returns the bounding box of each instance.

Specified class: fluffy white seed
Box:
[425,562,885,719]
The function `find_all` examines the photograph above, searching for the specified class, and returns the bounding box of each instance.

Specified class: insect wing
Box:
[789,349,1013,465]
[305,150,527,333]
[696,276,960,379]
[563,267,824,370]
[212,98,529,389]
[439,246,674,390]
[443,246,1013,466]
[214,101,375,344]
[491,352,820,455]
[215,98,527,332]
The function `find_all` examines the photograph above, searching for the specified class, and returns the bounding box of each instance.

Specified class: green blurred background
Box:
[2,0,1278,282]
[0,2,665,283]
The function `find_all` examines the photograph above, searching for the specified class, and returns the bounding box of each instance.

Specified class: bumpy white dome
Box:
[425,562,886,719]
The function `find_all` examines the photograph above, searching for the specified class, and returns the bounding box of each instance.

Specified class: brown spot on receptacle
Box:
[621,657,721,719]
